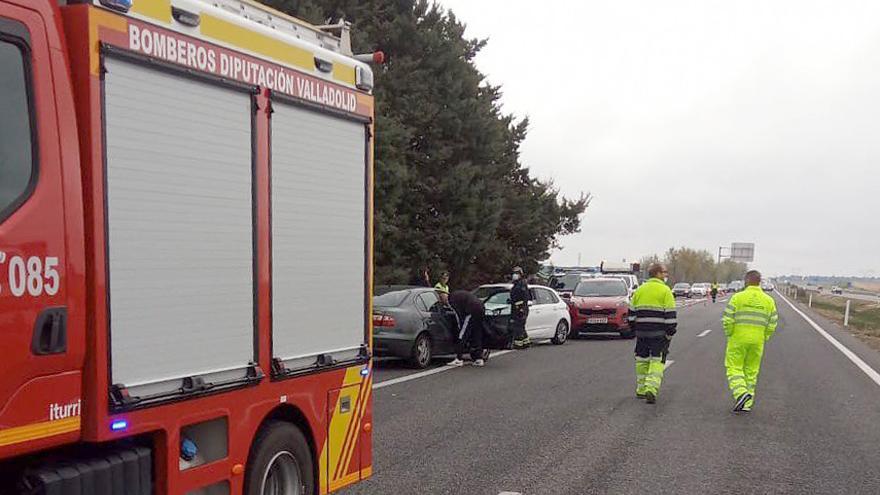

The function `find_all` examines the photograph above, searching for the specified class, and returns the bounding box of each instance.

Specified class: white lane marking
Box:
[697,329,712,337]
[499,492,523,495]
[372,350,514,390]
[664,359,675,369]
[777,291,880,388]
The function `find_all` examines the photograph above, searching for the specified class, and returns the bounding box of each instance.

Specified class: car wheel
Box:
[244,421,315,495]
[551,320,569,345]
[409,333,432,369]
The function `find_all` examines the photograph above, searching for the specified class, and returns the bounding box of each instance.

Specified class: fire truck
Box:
[0,0,380,493]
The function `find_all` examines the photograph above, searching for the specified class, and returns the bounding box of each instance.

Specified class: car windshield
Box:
[673,283,690,289]
[574,280,627,297]
[373,290,410,307]
[485,291,511,305]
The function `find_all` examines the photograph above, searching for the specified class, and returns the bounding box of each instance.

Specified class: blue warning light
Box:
[110,420,128,431]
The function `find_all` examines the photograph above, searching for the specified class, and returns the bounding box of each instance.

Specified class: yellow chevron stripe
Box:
[328,471,360,492]
[336,370,370,481]
[0,417,80,447]
[323,367,366,488]
[340,375,371,479]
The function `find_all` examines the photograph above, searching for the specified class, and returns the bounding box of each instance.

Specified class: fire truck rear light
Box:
[110,420,128,431]
[99,0,133,13]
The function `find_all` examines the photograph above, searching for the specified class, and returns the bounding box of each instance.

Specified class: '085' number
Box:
[1,254,60,297]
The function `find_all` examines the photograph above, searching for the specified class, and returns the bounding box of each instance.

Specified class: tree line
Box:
[640,247,748,285]
[263,0,589,289]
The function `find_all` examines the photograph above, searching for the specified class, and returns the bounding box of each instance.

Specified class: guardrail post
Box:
[844,300,851,327]
[809,294,812,308]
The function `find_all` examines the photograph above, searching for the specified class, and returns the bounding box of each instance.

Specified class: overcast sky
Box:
[438,0,880,277]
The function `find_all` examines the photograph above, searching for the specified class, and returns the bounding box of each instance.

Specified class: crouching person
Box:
[448,290,487,367]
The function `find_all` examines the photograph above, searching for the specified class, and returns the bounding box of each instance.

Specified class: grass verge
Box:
[795,292,880,351]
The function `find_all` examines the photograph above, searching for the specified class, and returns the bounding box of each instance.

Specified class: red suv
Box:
[566,278,634,339]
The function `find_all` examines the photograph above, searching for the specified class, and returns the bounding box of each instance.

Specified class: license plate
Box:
[587,317,608,324]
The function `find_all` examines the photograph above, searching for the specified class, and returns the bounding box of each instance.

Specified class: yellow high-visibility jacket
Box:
[722,286,778,343]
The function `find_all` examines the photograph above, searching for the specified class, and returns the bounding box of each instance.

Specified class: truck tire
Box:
[245,421,314,495]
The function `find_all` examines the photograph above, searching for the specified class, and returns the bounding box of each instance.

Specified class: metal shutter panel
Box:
[271,103,366,366]
[104,57,254,391]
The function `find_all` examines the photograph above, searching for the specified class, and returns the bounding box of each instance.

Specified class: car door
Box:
[527,288,552,338]
[415,291,455,353]
[543,289,568,333]
[0,7,83,456]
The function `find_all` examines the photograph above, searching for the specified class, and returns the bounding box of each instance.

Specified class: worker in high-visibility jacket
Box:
[722,270,779,412]
[628,263,677,404]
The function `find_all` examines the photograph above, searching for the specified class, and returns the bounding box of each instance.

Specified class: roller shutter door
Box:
[271,102,367,368]
[104,56,255,396]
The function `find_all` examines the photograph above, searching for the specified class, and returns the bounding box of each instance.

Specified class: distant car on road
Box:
[672,283,691,298]
[550,272,596,296]
[475,284,571,345]
[690,283,710,298]
[831,286,843,295]
[567,278,633,339]
[372,286,475,368]
[718,283,729,294]
[604,273,639,294]
[728,281,745,292]
[761,281,775,292]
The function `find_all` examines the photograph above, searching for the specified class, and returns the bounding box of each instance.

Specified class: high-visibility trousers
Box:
[725,338,764,405]
[635,337,667,396]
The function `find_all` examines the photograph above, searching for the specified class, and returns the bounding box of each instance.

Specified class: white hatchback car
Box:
[474,284,572,344]
[690,283,711,297]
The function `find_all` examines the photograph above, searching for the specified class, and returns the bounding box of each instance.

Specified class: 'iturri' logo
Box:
[48,399,81,421]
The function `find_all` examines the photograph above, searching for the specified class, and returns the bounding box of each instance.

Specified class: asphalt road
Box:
[344,293,880,495]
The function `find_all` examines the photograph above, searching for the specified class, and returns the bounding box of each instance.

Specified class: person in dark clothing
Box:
[447,290,487,367]
[510,266,532,349]
[409,265,431,287]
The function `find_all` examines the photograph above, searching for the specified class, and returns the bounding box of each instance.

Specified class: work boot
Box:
[734,393,752,412]
[449,358,464,367]
[473,359,485,367]
[645,391,656,404]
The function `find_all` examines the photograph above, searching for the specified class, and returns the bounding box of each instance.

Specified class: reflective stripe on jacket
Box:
[628,278,677,338]
[722,286,778,342]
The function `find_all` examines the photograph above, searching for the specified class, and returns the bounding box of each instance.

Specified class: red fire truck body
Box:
[0,1,375,493]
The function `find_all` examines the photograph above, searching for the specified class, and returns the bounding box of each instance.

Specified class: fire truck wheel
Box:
[245,421,315,495]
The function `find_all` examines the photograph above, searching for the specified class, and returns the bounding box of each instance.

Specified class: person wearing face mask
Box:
[509,266,532,349]
[628,263,677,404]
